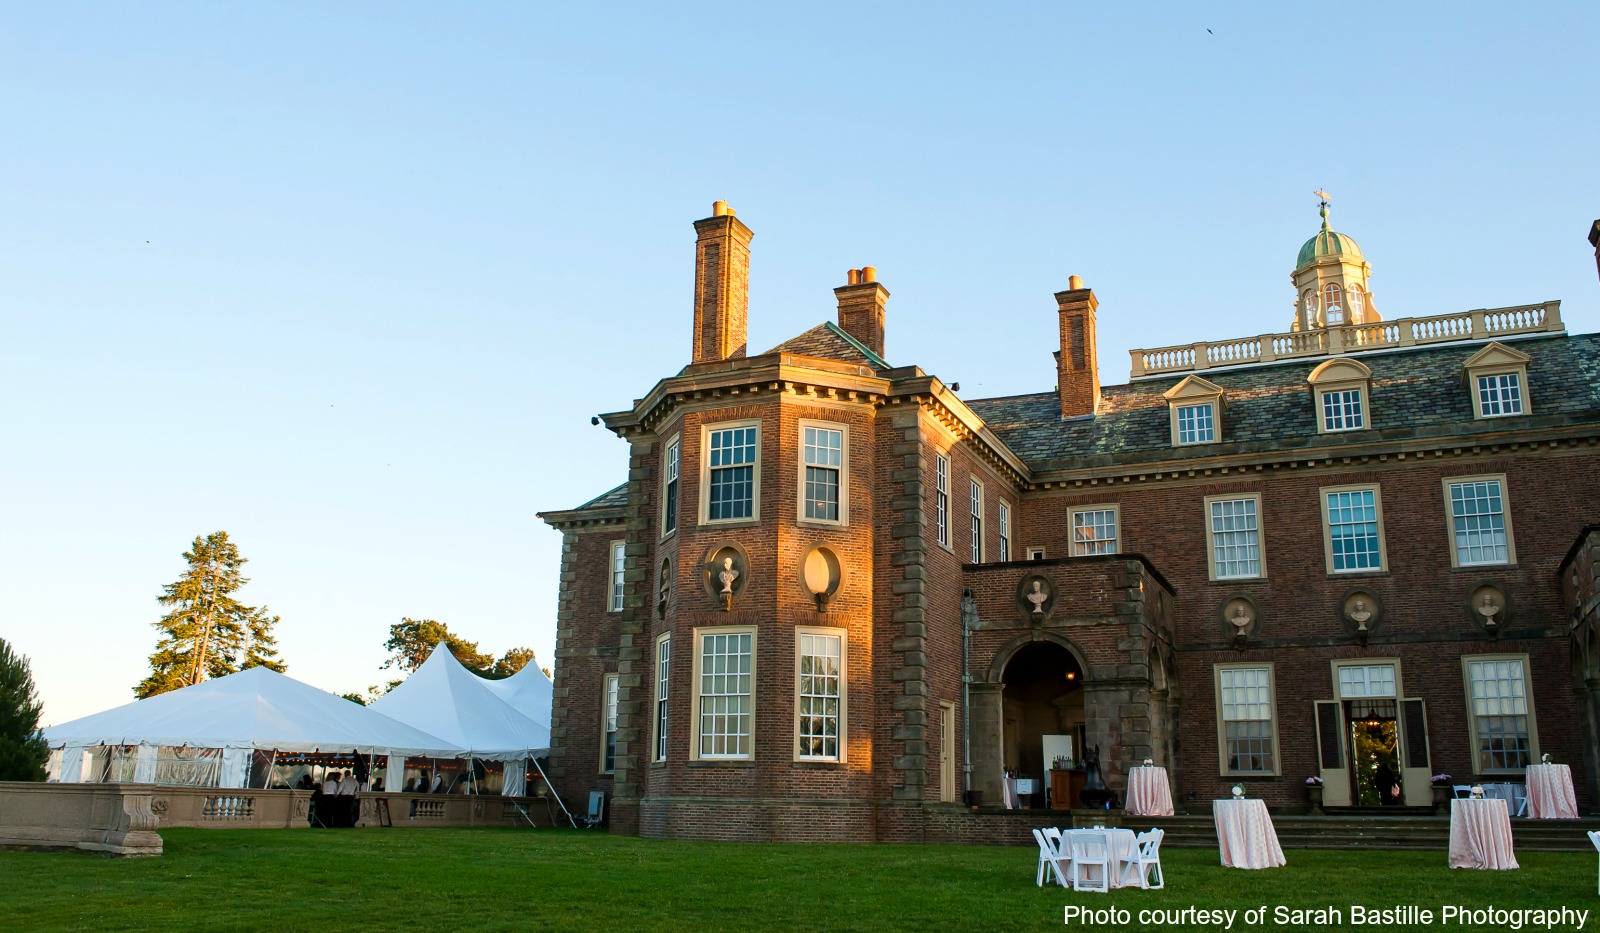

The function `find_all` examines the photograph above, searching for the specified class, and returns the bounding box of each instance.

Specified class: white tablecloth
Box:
[1212,798,1285,869]
[1061,827,1139,888]
[1449,798,1518,870]
[1002,776,1019,809]
[1526,764,1579,819]
[1125,766,1174,817]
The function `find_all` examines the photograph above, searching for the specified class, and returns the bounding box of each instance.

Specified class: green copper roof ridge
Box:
[822,320,890,369]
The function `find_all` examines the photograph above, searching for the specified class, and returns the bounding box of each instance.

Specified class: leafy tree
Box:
[136,532,285,698]
[0,637,49,781]
[338,692,368,706]
[487,646,538,680]
[382,618,494,674]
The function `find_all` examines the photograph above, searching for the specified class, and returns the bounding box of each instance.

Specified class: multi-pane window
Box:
[1072,508,1119,556]
[609,541,626,612]
[1448,478,1510,566]
[969,480,983,563]
[1176,403,1215,444]
[602,673,620,773]
[663,438,681,534]
[1320,388,1365,431]
[654,635,670,762]
[1323,283,1344,321]
[1477,374,1524,417]
[1465,657,1533,772]
[1324,487,1383,572]
[802,425,844,522]
[1349,287,1365,321]
[1207,496,1262,579]
[797,632,843,760]
[706,425,757,521]
[998,503,1011,562]
[1304,290,1318,319]
[697,630,753,758]
[1337,663,1396,698]
[935,454,949,547]
[1218,666,1276,774]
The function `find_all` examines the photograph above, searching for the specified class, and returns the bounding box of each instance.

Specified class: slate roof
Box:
[966,333,1600,471]
[574,483,628,511]
[763,321,889,370]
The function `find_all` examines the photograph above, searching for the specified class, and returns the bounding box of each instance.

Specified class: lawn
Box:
[2,828,1595,932]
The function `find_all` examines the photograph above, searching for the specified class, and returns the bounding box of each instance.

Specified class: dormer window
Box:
[1163,375,1224,447]
[1307,358,1372,434]
[1463,342,1532,420]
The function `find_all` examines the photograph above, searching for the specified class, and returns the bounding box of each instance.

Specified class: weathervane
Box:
[1314,189,1332,230]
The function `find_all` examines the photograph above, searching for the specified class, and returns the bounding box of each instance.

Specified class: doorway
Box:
[1346,699,1401,806]
[1001,642,1084,794]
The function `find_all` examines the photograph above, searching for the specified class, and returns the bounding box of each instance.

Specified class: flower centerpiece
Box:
[1142,758,1153,767]
[1431,773,1451,786]
[1541,753,1552,765]
[1231,784,1245,799]
[1469,785,1485,799]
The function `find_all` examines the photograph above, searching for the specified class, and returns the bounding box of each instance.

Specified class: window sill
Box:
[1327,569,1390,579]
[796,518,848,530]
[792,759,849,769]
[698,518,761,530]
[1451,563,1517,572]
[1207,576,1268,586]
[687,759,756,769]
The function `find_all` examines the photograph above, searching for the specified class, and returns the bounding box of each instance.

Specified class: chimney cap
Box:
[712,200,735,217]
[861,266,877,283]
[1068,274,1084,290]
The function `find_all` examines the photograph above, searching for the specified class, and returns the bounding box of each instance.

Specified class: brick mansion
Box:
[538,202,1600,842]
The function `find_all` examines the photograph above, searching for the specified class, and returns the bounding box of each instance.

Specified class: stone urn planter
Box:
[1306,783,1324,815]
[1431,783,1451,813]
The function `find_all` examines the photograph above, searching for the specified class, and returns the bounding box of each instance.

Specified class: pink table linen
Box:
[1449,798,1519,869]
[1125,766,1175,817]
[1526,764,1579,819]
[1212,798,1286,869]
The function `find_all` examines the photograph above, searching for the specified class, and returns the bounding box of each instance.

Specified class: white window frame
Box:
[653,633,671,762]
[600,672,620,774]
[1027,547,1046,561]
[690,626,756,761]
[1443,474,1516,568]
[661,433,681,538]
[1319,387,1366,432]
[934,453,950,549]
[1475,372,1525,418]
[794,627,846,762]
[1204,493,1265,581]
[1464,343,1533,420]
[796,419,848,526]
[608,540,626,612]
[1214,662,1280,777]
[1175,402,1216,445]
[998,502,1011,562]
[1071,504,1121,556]
[1320,483,1387,574]
[1308,359,1373,435]
[969,478,984,563]
[699,419,761,525]
[1461,653,1539,774]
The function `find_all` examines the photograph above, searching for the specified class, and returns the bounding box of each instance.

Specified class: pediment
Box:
[1463,341,1531,370]
[1307,357,1372,385]
[1162,374,1224,401]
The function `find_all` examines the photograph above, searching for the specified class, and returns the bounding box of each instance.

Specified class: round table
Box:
[1525,764,1579,819]
[1448,798,1519,870]
[1212,798,1285,869]
[1125,766,1174,817]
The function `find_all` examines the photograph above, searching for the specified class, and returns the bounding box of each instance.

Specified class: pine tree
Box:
[0,637,49,782]
[135,532,285,698]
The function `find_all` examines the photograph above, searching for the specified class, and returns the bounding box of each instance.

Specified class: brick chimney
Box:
[1054,275,1101,419]
[692,201,754,364]
[834,266,889,359]
[1589,219,1599,286]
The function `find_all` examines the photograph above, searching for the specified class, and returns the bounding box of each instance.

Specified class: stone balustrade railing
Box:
[1129,302,1563,378]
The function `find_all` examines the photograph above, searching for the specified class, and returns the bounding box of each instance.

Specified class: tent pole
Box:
[530,757,577,828]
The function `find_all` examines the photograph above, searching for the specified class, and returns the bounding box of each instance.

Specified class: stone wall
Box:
[0,782,162,856]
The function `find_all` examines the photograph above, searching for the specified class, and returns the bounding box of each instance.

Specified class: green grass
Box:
[2,829,1596,932]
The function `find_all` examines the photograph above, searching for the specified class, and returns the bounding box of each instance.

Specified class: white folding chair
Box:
[1514,787,1528,817]
[1070,830,1111,893]
[1044,828,1071,885]
[1588,831,1600,894]
[1032,829,1069,888]
[1120,828,1165,889]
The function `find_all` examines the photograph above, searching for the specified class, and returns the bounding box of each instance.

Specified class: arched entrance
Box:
[1000,641,1084,806]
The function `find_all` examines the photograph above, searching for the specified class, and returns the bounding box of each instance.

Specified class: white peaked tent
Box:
[373,644,570,820]
[371,644,550,759]
[481,661,553,732]
[42,666,462,788]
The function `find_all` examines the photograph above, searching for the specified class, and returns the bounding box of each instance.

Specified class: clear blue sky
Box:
[3,3,1597,725]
